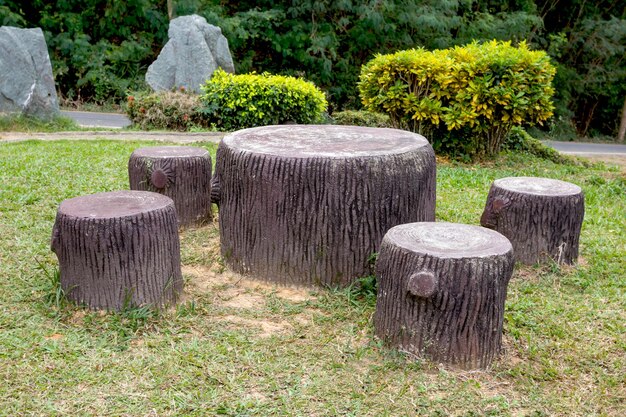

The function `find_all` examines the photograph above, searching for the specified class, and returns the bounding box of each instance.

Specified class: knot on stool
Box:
[407,271,438,298]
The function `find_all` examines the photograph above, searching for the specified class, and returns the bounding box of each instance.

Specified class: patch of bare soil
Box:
[180,265,317,338]
[182,265,315,306]
[219,315,293,338]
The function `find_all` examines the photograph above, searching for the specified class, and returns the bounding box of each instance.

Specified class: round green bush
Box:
[359,41,556,158]
[200,69,328,130]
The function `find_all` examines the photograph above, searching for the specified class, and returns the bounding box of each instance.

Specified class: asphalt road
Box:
[59,110,626,156]
[544,140,626,155]
[61,110,131,128]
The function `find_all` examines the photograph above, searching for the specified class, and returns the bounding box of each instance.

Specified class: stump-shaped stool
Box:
[129,146,212,227]
[212,125,436,287]
[375,222,514,369]
[480,176,584,265]
[51,191,183,310]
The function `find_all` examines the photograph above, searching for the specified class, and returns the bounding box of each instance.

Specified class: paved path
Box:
[544,140,626,155]
[3,111,626,167]
[0,130,224,144]
[61,110,132,128]
[58,110,626,156]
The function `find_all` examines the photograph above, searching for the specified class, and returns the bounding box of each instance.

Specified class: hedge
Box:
[200,69,327,130]
[359,40,556,157]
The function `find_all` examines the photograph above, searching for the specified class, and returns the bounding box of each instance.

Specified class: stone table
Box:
[211,125,436,287]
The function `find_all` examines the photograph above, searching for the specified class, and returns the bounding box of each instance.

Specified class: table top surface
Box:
[223,125,431,158]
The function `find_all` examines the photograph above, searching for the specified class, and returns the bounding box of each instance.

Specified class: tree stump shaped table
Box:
[128,146,212,227]
[212,125,436,287]
[480,176,584,265]
[51,191,183,310]
[375,222,514,369]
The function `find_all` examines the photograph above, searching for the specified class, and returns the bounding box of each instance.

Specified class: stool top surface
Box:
[59,191,173,219]
[494,176,581,196]
[223,125,430,158]
[131,146,208,158]
[386,222,512,258]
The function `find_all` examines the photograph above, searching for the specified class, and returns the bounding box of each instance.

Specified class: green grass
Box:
[0,114,81,132]
[0,140,624,416]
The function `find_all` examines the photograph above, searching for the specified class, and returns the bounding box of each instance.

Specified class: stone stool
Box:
[211,125,436,287]
[480,176,584,264]
[51,191,183,310]
[128,146,212,227]
[375,222,514,369]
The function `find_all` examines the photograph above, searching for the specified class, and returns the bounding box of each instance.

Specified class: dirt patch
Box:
[219,315,292,338]
[182,265,315,304]
[221,293,266,309]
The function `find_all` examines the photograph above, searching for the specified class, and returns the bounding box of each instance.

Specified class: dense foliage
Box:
[199,69,327,130]
[360,41,555,157]
[1,0,624,139]
[125,71,327,131]
[0,0,168,103]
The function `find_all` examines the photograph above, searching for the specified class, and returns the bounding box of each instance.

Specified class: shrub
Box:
[359,40,556,158]
[125,90,207,131]
[332,110,392,128]
[200,69,327,130]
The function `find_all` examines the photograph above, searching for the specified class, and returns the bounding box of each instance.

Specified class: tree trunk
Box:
[167,0,175,20]
[480,176,584,265]
[375,222,514,370]
[212,125,436,287]
[617,96,626,143]
[129,146,212,227]
[51,191,183,311]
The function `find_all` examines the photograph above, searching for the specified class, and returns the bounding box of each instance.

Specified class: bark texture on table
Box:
[375,222,514,369]
[480,176,584,265]
[213,125,436,287]
[129,146,212,227]
[51,191,183,310]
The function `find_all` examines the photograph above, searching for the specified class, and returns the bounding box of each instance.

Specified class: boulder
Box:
[0,26,59,119]
[146,15,235,93]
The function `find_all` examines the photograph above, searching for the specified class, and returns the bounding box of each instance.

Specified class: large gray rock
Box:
[146,15,235,93]
[0,26,59,119]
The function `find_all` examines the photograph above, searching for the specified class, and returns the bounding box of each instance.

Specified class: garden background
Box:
[1,0,625,141]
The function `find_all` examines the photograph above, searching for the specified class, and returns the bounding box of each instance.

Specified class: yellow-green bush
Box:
[200,69,328,130]
[359,41,556,157]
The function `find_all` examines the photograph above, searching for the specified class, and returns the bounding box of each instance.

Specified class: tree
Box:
[167,0,175,19]
[535,0,626,137]
[618,97,626,142]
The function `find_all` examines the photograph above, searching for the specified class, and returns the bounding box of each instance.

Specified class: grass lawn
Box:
[0,139,624,416]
